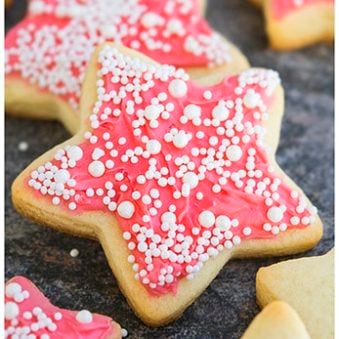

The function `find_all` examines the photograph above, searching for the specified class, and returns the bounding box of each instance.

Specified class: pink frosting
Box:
[271,0,334,20]
[26,46,318,295]
[5,276,117,338]
[5,0,231,110]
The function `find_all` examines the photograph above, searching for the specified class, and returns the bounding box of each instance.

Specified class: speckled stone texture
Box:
[5,1,334,338]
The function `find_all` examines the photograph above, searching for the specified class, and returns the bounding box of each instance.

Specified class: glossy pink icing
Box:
[5,276,117,338]
[271,0,334,20]
[5,0,231,111]
[26,46,317,295]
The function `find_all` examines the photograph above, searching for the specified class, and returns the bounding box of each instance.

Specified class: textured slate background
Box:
[5,1,334,338]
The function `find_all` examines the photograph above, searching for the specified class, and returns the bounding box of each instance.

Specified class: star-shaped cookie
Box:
[5,276,122,339]
[250,0,334,50]
[12,43,322,326]
[5,0,248,134]
[256,249,334,339]
[241,301,310,339]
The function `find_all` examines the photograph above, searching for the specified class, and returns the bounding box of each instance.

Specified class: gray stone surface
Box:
[5,1,334,338]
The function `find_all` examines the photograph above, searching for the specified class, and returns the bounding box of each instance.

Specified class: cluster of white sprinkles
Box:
[28,46,317,294]
[5,0,231,110]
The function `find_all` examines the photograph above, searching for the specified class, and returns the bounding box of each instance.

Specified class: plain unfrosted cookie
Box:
[5,0,248,134]
[5,276,123,339]
[241,301,310,339]
[251,0,334,50]
[12,43,322,326]
[256,249,334,339]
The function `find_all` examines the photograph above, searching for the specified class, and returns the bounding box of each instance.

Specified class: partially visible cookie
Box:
[241,301,310,339]
[264,0,334,50]
[256,249,334,339]
[5,276,123,339]
[5,0,248,134]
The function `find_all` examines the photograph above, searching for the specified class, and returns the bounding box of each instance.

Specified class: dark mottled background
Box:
[5,1,334,338]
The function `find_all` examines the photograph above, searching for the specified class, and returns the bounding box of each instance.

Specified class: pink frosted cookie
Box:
[12,43,322,326]
[5,0,248,134]
[5,276,123,339]
[250,0,334,50]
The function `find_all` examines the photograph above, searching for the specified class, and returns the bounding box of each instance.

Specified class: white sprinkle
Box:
[5,283,22,298]
[146,139,162,155]
[196,192,204,200]
[76,310,93,324]
[291,190,298,199]
[212,103,229,121]
[88,160,105,177]
[173,130,190,148]
[67,146,83,161]
[263,223,272,231]
[168,79,187,98]
[68,202,77,210]
[18,141,29,152]
[161,211,176,223]
[118,137,127,145]
[54,312,63,321]
[198,211,215,228]
[267,206,284,223]
[5,302,19,320]
[70,249,79,257]
[243,89,259,109]
[183,172,199,189]
[226,145,242,162]
[23,311,32,320]
[183,104,201,120]
[203,90,212,100]
[243,227,252,236]
[290,216,300,225]
[215,215,231,231]
[92,147,105,160]
[117,201,135,219]
[54,169,70,183]
[233,236,241,245]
